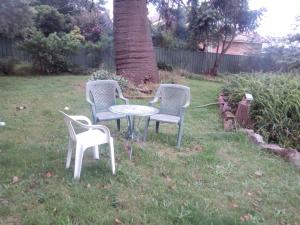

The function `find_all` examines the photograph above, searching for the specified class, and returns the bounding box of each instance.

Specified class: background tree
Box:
[34,5,73,36]
[114,0,158,84]
[263,16,300,72]
[0,0,33,38]
[193,0,263,75]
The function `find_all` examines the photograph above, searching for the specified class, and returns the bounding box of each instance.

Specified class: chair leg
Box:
[143,117,150,141]
[109,137,116,175]
[176,124,184,149]
[93,145,100,160]
[66,139,73,169]
[74,144,84,180]
[155,121,160,133]
[116,119,121,131]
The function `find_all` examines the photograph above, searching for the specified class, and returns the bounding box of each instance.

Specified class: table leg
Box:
[129,115,135,160]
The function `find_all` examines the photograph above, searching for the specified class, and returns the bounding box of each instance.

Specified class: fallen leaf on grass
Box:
[245,191,254,197]
[255,170,263,177]
[114,218,122,225]
[240,213,252,222]
[229,202,239,208]
[192,144,203,152]
[12,176,20,184]
[43,171,53,178]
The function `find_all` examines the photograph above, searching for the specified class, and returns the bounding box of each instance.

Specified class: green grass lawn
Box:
[0,76,299,225]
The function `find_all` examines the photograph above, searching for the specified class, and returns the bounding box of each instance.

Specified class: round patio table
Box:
[109,104,159,159]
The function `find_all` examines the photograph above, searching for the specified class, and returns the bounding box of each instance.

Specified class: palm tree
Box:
[113,0,159,84]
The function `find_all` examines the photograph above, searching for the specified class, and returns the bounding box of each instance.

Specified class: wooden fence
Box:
[0,36,263,74]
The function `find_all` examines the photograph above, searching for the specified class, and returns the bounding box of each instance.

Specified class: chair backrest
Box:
[156,84,190,116]
[60,111,77,142]
[86,80,121,112]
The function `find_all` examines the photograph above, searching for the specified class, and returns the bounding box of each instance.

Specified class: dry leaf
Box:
[12,176,19,184]
[114,218,122,225]
[192,144,203,152]
[229,202,239,208]
[43,171,53,178]
[240,213,252,221]
[255,170,263,177]
[246,191,254,197]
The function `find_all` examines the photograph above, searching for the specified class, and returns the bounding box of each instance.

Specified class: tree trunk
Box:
[113,0,159,84]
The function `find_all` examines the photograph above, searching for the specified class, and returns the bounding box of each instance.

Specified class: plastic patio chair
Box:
[60,111,115,180]
[143,84,190,148]
[86,80,129,130]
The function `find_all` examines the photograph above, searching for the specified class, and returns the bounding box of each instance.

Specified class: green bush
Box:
[223,74,300,149]
[13,63,33,75]
[34,5,73,36]
[20,28,82,74]
[0,57,19,75]
[90,69,128,90]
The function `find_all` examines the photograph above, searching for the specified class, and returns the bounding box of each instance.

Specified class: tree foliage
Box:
[74,7,112,42]
[0,0,33,38]
[34,5,73,36]
[192,0,263,75]
[263,17,300,73]
[20,28,82,73]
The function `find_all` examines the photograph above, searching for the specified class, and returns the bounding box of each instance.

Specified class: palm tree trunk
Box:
[113,0,159,84]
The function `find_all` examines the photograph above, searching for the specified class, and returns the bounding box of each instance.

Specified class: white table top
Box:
[109,104,159,117]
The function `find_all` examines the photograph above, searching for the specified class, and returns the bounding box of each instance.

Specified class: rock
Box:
[224,111,235,120]
[222,102,232,114]
[241,129,265,144]
[261,144,284,154]
[224,118,235,132]
[250,133,265,144]
[235,100,252,128]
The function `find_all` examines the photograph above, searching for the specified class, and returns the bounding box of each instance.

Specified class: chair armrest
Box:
[70,115,92,125]
[120,96,129,104]
[86,98,95,106]
[179,103,190,119]
[77,123,111,138]
[149,97,159,106]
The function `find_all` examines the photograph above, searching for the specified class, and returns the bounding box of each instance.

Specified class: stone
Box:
[250,133,265,144]
[224,118,235,132]
[235,100,251,128]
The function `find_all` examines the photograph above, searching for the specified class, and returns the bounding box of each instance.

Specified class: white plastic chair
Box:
[60,111,116,180]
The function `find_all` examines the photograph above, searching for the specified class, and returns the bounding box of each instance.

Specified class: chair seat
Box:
[150,114,180,124]
[96,111,126,121]
[76,129,107,147]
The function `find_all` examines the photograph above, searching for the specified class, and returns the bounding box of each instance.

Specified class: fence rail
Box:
[0,36,265,74]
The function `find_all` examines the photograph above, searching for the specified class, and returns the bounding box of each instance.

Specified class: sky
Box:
[105,0,300,37]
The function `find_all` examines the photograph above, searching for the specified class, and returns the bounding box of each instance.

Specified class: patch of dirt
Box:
[154,143,204,160]
[1,216,22,225]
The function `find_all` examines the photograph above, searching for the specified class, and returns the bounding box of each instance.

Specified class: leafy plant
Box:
[90,69,128,90]
[223,74,300,149]
[0,57,19,75]
[34,5,73,36]
[20,28,82,73]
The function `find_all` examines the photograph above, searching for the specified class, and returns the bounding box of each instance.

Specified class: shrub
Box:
[20,28,82,74]
[34,5,73,36]
[0,57,19,75]
[157,61,173,71]
[223,74,300,149]
[13,63,33,75]
[90,69,128,90]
